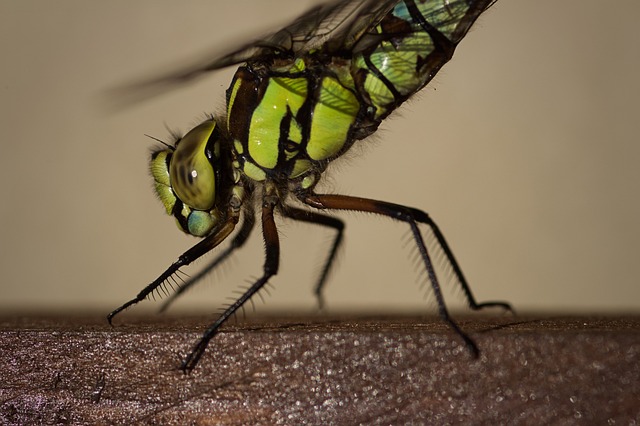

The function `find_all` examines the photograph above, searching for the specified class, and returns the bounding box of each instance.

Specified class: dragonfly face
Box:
[150,120,230,237]
[110,0,512,373]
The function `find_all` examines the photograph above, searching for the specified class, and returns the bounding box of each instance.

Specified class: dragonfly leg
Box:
[282,206,345,309]
[400,205,513,313]
[302,193,511,357]
[303,194,512,313]
[159,205,257,313]
[180,189,280,373]
[107,219,237,325]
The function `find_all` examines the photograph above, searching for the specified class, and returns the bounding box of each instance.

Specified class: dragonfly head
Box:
[149,119,227,237]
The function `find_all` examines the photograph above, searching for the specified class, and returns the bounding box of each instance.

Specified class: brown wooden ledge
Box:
[1,314,639,424]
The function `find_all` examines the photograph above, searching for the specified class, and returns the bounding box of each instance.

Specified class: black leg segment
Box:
[107,219,238,324]
[282,205,345,309]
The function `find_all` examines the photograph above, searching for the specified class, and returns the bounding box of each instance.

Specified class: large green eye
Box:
[169,121,217,210]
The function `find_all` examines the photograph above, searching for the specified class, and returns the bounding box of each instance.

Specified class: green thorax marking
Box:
[226,58,361,184]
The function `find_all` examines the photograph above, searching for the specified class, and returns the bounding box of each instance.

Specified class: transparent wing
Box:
[205,0,398,65]
[104,0,399,108]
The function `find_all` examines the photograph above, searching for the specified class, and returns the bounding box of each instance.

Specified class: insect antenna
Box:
[144,133,173,149]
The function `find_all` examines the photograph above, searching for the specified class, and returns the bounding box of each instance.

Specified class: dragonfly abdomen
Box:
[352,0,493,121]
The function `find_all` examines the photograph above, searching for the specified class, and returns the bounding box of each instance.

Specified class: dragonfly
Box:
[109,0,512,373]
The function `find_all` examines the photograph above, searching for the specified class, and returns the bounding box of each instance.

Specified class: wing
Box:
[105,0,399,108]
[203,0,398,66]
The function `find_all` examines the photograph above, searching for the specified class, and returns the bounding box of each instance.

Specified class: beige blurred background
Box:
[1,0,638,317]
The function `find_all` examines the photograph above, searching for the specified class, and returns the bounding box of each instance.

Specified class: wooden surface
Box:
[1,314,639,424]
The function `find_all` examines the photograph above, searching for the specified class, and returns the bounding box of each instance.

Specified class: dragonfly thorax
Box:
[225,60,363,190]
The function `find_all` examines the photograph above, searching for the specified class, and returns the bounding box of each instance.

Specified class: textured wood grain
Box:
[1,315,639,424]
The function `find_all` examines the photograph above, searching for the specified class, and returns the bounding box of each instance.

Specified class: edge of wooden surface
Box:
[1,314,639,424]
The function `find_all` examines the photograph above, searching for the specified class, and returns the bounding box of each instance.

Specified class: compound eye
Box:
[169,121,217,210]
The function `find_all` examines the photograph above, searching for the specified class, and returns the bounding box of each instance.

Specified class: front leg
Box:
[159,205,257,313]
[108,219,237,324]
